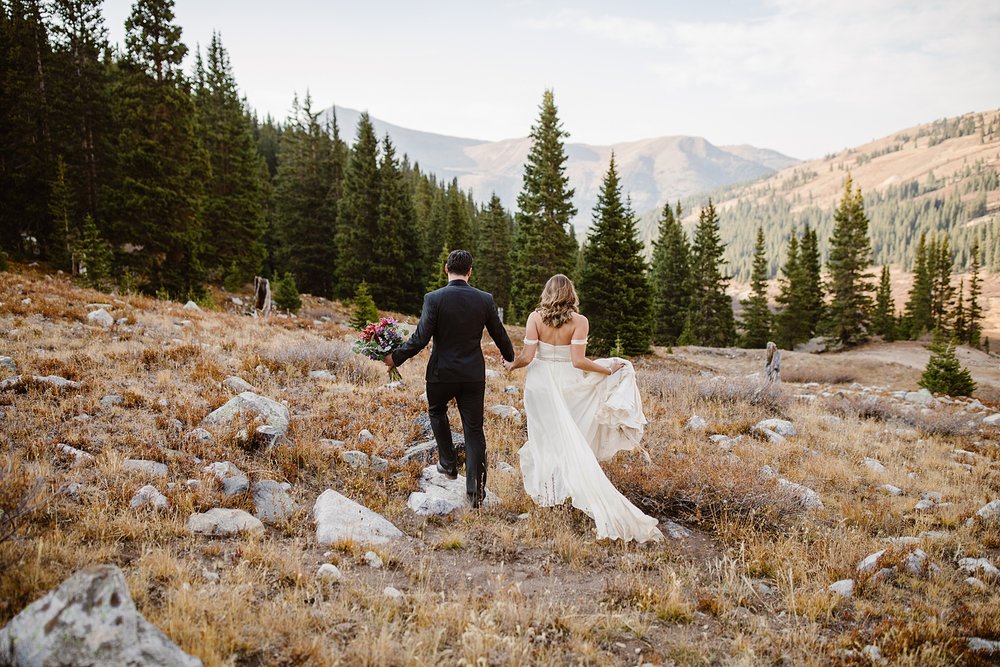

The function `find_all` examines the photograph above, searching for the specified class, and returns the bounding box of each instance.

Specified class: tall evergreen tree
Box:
[106,0,206,297]
[445,178,472,252]
[476,194,513,315]
[649,200,691,346]
[953,279,966,343]
[739,226,771,348]
[75,213,111,288]
[369,134,422,313]
[929,235,954,333]
[578,155,651,355]
[273,94,339,296]
[798,224,824,336]
[966,240,983,347]
[903,231,933,338]
[824,175,874,346]
[872,264,896,341]
[510,89,577,319]
[774,232,805,349]
[334,111,380,297]
[48,154,77,271]
[193,32,267,287]
[687,199,736,347]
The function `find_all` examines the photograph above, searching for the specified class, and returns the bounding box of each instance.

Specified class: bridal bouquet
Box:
[352,317,409,382]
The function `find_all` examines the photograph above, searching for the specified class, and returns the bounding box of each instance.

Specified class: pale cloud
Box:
[520,9,667,49]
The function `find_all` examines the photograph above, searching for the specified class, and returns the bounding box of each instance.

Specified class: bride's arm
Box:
[570,316,623,376]
[504,312,539,371]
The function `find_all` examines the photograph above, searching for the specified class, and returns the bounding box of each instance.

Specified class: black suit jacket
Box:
[391,280,515,383]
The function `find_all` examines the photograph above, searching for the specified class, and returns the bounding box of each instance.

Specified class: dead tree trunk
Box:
[765,341,781,384]
[253,276,271,318]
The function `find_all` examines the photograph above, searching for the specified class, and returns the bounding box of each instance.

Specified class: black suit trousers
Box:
[427,380,486,499]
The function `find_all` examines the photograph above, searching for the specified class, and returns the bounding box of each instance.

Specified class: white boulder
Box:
[313,489,403,545]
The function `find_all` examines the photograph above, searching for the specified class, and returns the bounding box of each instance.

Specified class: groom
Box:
[385,250,515,507]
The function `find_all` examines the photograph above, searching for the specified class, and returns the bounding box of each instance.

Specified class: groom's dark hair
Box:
[446,249,473,276]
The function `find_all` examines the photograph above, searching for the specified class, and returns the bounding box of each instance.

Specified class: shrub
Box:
[919,332,976,397]
[272,272,302,313]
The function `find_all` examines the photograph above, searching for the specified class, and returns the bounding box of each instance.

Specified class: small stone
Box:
[187,427,213,443]
[340,450,370,468]
[485,369,500,379]
[0,356,16,373]
[222,376,254,393]
[881,484,903,496]
[967,499,1000,526]
[664,520,691,539]
[858,550,886,574]
[222,475,250,497]
[319,438,346,451]
[130,484,168,510]
[904,388,936,405]
[317,563,342,581]
[55,442,94,464]
[863,457,887,474]
[982,413,1000,426]
[828,579,854,597]
[313,489,403,545]
[684,415,707,430]
[122,459,168,477]
[187,508,264,536]
[966,576,988,590]
[778,478,823,510]
[364,551,384,569]
[496,461,516,473]
[86,308,114,327]
[182,300,200,311]
[968,638,1000,654]
[99,394,124,408]
[383,586,405,603]
[503,385,519,394]
[309,370,336,380]
[755,418,796,437]
[759,465,779,478]
[370,455,389,473]
[913,499,936,511]
[488,404,521,422]
[358,429,374,443]
[861,645,881,662]
[957,557,999,578]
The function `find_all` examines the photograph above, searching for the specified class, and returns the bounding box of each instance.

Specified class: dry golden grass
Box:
[1,265,999,665]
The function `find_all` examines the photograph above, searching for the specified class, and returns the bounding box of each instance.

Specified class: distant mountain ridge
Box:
[322,106,800,230]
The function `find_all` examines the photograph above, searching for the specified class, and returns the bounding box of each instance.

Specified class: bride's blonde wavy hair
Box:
[537,274,578,328]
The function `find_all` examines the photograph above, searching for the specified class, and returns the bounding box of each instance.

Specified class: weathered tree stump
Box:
[254,276,271,318]
[765,341,781,384]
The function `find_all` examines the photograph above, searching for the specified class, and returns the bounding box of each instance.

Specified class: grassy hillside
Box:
[2,267,999,665]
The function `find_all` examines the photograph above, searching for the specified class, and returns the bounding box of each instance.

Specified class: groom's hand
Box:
[384,354,396,369]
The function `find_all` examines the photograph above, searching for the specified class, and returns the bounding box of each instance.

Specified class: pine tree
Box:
[510,90,577,320]
[350,281,379,330]
[798,224,824,336]
[106,0,206,297]
[929,235,954,333]
[273,93,339,297]
[903,231,932,338]
[953,279,966,343]
[271,271,302,313]
[426,243,450,292]
[369,134,421,313]
[445,178,472,252]
[774,233,804,349]
[193,32,267,287]
[476,194,513,314]
[966,240,983,347]
[872,265,896,341]
[48,155,78,271]
[649,201,691,346]
[75,214,111,288]
[687,200,736,347]
[919,330,976,397]
[739,226,771,348]
[335,112,380,298]
[824,175,874,346]
[578,155,652,356]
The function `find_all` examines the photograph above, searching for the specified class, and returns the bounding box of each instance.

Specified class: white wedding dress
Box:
[518,340,663,543]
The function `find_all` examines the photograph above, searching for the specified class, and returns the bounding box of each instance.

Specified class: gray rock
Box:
[221,376,254,393]
[182,300,200,311]
[340,450,370,468]
[496,461,516,473]
[904,388,936,406]
[858,550,886,574]
[863,457,887,474]
[901,548,933,575]
[881,484,903,496]
[861,645,882,662]
[251,480,295,524]
[709,434,742,450]
[957,557,999,578]
[966,576,988,590]
[0,564,202,667]
[364,551,383,569]
[755,418,796,437]
[778,478,823,510]
[100,394,124,408]
[968,638,1000,654]
[983,413,1000,426]
[186,508,264,536]
[828,579,855,597]
[0,356,15,373]
[202,391,289,444]
[122,459,168,478]
[86,308,114,327]
[488,404,521,423]
[503,385,519,395]
[383,586,405,603]
[663,520,691,539]
[313,489,403,545]
[316,564,342,581]
[684,415,707,431]
[186,428,213,444]
[485,369,500,379]
[55,442,94,464]
[319,439,346,451]
[3,374,81,391]
[221,476,249,497]
[309,370,336,380]
[203,461,244,480]
[967,499,1000,527]
[370,455,389,473]
[759,465,779,479]
[358,429,374,443]
[406,465,500,516]
[130,484,168,510]
[913,499,936,511]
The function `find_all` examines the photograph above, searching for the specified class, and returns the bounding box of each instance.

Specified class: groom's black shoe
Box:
[436,462,458,480]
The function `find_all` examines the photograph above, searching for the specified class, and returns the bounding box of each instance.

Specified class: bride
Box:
[503,274,663,543]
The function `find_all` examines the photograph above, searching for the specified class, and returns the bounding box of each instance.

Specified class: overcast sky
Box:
[101,0,1000,159]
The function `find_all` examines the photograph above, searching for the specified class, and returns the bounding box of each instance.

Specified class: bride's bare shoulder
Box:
[572,313,589,326]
